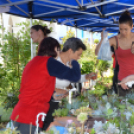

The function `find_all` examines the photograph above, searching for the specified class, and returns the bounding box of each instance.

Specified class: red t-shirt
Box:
[115,46,134,81]
[11,56,55,128]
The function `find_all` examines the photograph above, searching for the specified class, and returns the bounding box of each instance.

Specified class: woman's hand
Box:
[118,82,129,90]
[95,28,106,55]
[101,28,106,40]
[118,75,134,90]
[53,89,69,101]
[81,88,86,94]
[53,92,64,101]
[85,72,97,80]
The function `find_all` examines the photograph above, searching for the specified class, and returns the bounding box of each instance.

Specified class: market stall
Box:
[44,83,134,134]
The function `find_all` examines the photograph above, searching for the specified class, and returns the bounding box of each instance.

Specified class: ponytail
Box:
[43,26,51,36]
[119,10,133,26]
[31,25,51,36]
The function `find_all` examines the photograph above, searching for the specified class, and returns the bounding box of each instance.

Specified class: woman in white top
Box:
[43,37,97,130]
[55,55,95,99]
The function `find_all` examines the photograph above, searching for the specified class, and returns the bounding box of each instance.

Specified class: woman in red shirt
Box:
[95,10,134,96]
[10,37,81,134]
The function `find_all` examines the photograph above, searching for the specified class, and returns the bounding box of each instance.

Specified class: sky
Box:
[93,32,118,40]
[93,32,101,40]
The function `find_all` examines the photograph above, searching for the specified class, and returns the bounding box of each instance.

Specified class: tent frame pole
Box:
[30,18,33,59]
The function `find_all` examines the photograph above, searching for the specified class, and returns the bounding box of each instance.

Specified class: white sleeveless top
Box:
[55,56,87,89]
[55,56,71,89]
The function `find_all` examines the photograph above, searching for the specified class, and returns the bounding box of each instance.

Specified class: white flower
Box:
[106,102,111,110]
[70,109,75,114]
[111,107,118,117]
[124,111,132,120]
[114,129,120,134]
[131,105,134,112]
[98,105,104,110]
[106,123,120,134]
[97,132,105,134]
[113,107,118,112]
[7,93,13,97]
[93,110,103,115]
[102,95,108,101]
[93,121,104,133]
[112,91,116,95]
[68,127,75,133]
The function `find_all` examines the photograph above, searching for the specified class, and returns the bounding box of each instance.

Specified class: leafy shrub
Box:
[0,20,51,109]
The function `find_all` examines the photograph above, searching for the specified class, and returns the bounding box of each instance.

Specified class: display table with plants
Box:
[43,88,134,134]
[2,89,134,134]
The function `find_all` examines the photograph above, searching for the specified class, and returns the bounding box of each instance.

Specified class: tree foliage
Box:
[0,20,50,109]
[94,39,99,44]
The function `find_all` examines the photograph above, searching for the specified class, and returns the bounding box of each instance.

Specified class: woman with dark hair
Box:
[10,37,81,134]
[30,25,51,44]
[95,10,134,96]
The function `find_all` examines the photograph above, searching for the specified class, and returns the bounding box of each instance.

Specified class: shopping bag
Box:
[97,31,112,61]
[6,120,15,130]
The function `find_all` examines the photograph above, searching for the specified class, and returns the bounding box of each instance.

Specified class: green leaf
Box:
[90,128,95,134]
[107,108,113,115]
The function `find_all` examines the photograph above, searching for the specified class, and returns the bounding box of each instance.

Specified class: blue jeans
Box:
[13,121,41,134]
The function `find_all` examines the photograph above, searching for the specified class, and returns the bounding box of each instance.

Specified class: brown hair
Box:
[31,25,51,36]
[119,10,133,26]
[37,37,60,57]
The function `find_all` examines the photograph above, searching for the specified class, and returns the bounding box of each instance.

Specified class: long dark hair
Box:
[119,10,133,26]
[37,37,60,57]
[31,25,51,36]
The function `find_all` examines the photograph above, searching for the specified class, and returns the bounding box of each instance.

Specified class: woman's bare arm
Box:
[95,39,103,55]
[118,75,134,89]
[95,31,115,55]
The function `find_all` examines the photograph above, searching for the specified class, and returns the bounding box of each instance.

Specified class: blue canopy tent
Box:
[0,0,134,32]
[0,0,134,57]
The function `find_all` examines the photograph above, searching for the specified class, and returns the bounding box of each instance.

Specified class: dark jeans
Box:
[13,121,41,134]
[112,69,119,94]
[42,100,59,130]
[116,81,134,96]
